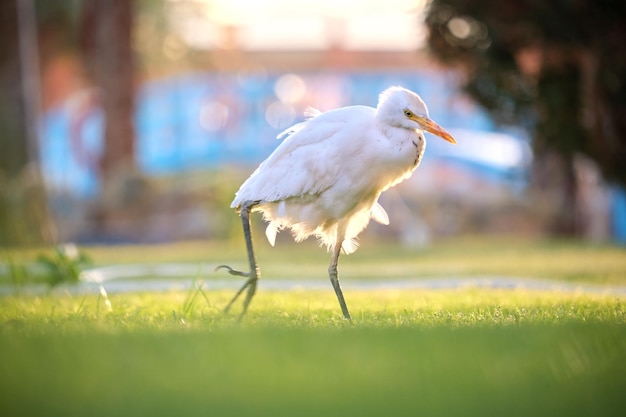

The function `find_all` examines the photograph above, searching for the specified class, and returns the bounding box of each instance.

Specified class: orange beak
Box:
[413,116,457,144]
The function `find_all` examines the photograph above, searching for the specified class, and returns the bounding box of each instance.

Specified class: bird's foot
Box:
[216,264,258,320]
[215,264,250,277]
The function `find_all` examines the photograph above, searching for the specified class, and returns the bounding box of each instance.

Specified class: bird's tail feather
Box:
[340,239,359,255]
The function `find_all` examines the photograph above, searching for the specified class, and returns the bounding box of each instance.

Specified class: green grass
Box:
[5,236,626,285]
[1,238,626,416]
[88,237,626,284]
[1,289,625,417]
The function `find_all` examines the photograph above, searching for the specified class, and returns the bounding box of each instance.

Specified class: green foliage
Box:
[36,244,92,288]
[0,169,53,246]
[178,278,213,322]
[4,255,27,289]
[425,0,626,186]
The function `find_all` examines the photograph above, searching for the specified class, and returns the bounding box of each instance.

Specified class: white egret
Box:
[217,86,456,320]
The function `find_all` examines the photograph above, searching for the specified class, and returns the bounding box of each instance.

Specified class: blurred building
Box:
[34,0,622,244]
[40,64,535,242]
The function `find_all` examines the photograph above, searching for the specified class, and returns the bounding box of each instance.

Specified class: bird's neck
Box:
[386,126,425,159]
[375,126,426,190]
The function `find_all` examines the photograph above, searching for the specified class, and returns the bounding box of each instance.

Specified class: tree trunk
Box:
[97,0,135,176]
[80,0,142,241]
[0,0,54,246]
[0,0,29,178]
[81,0,136,181]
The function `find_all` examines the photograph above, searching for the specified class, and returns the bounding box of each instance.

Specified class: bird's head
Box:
[377,86,456,144]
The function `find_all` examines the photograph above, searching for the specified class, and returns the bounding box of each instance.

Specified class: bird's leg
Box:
[328,242,351,320]
[216,200,261,319]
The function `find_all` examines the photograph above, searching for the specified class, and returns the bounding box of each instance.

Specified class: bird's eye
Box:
[404,110,413,117]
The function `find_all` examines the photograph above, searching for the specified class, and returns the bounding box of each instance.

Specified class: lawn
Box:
[1,238,625,416]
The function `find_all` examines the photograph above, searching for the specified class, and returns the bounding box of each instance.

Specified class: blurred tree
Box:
[81,0,135,180]
[0,0,54,246]
[425,0,626,233]
[78,0,143,241]
[0,0,140,244]
[31,0,137,183]
[0,1,29,179]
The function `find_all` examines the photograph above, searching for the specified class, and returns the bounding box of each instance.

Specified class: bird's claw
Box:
[215,265,250,277]
[216,264,258,318]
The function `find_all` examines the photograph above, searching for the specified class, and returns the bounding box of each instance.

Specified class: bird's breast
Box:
[388,131,425,166]
[372,130,425,191]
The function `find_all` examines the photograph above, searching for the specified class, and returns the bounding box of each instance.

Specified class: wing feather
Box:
[232,105,376,208]
[371,201,389,225]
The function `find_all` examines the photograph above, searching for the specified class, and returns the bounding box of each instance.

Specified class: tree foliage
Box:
[425,0,626,186]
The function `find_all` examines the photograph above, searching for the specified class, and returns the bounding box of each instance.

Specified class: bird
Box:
[217,86,456,320]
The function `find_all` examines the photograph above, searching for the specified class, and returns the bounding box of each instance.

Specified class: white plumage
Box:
[232,86,455,253]
[220,86,456,320]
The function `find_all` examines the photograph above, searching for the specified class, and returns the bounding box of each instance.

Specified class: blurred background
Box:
[1,0,625,247]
